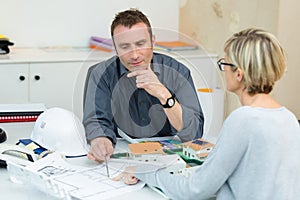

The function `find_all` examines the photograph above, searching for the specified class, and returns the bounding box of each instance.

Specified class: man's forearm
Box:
[163,100,184,131]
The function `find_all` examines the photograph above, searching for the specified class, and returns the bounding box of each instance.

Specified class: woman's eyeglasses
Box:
[217,58,236,71]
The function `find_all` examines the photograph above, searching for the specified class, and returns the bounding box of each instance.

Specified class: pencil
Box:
[105,156,110,178]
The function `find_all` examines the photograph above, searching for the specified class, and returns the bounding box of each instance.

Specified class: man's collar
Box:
[151,53,161,75]
[119,62,128,76]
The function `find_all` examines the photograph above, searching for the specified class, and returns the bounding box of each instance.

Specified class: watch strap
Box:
[161,93,176,108]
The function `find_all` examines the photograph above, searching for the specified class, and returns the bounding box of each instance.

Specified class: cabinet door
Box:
[29,62,82,111]
[0,64,29,103]
[29,61,100,114]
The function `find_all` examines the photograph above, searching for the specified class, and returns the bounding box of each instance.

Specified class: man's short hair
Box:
[110,8,152,38]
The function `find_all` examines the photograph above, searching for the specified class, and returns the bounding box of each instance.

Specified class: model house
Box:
[128,142,165,162]
[183,138,214,162]
[128,142,186,174]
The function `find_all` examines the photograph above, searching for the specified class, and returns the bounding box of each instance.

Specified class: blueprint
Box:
[7,152,145,200]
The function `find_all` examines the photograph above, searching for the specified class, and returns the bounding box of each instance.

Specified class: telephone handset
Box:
[0,143,37,167]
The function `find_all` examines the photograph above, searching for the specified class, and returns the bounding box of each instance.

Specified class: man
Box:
[83,8,204,161]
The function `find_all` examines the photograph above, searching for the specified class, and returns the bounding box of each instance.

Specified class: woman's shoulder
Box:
[228,106,289,116]
[224,106,266,125]
[227,106,253,118]
[225,106,296,126]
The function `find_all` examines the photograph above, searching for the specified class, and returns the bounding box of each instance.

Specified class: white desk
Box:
[0,122,166,200]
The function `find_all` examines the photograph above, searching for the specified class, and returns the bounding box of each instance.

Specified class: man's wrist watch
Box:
[161,93,176,108]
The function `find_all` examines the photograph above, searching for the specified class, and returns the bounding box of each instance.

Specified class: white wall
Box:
[275,0,300,119]
[1,0,179,47]
[179,0,280,117]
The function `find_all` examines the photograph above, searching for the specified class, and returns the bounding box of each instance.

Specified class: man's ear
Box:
[152,35,156,47]
[236,68,244,82]
[112,40,119,56]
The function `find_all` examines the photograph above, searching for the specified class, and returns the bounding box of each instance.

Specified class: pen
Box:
[105,156,110,178]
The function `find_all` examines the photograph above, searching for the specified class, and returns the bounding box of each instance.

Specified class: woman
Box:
[113,28,300,200]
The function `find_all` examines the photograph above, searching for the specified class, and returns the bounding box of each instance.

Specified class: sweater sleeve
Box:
[135,108,250,199]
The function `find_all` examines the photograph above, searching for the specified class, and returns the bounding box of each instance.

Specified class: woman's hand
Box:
[112,166,139,185]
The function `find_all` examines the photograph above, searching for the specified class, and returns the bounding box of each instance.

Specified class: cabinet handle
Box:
[19,75,26,81]
[34,75,40,80]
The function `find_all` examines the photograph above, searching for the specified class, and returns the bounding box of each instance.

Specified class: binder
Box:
[89,36,114,52]
[0,104,46,123]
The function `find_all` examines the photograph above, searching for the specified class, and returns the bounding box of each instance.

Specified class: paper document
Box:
[7,152,145,200]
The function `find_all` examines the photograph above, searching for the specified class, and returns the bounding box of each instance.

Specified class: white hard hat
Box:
[31,107,88,157]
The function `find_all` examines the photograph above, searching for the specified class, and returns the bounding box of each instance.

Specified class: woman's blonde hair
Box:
[224,28,286,95]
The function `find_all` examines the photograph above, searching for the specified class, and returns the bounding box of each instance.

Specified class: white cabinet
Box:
[0,64,29,103]
[0,48,107,112]
[0,62,82,111]
[29,62,84,111]
[0,62,99,115]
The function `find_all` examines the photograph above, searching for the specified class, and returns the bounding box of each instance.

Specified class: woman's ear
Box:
[236,68,244,82]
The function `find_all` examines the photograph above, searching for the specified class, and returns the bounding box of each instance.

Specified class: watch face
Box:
[168,98,175,107]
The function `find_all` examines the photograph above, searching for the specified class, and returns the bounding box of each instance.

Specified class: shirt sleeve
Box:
[164,59,204,141]
[135,108,250,199]
[83,64,117,144]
